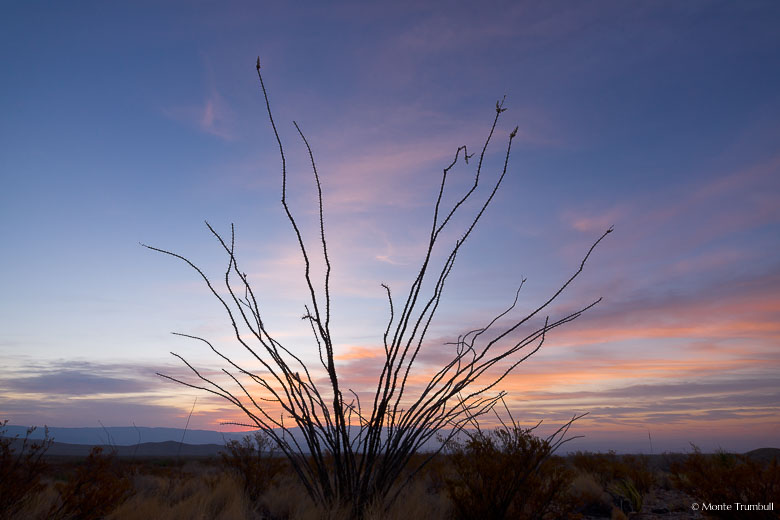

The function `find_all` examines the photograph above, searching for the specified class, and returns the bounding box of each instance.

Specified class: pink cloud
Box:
[637,154,780,244]
[562,205,625,233]
[669,248,751,276]
[306,262,780,438]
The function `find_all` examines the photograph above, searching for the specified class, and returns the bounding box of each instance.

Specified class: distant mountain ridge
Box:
[3,424,442,453]
[3,424,258,446]
[1,437,227,458]
[6,425,776,455]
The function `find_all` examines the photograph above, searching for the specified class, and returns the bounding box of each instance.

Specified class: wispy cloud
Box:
[162,89,236,140]
[0,359,165,397]
[0,357,261,429]
[562,206,624,233]
[5,371,147,396]
[318,258,780,441]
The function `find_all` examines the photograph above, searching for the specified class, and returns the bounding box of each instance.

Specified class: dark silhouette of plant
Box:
[221,431,285,505]
[144,58,610,517]
[620,454,655,495]
[670,445,779,519]
[48,446,133,520]
[442,407,580,520]
[0,420,53,520]
[572,451,654,490]
[570,450,655,515]
[524,458,578,520]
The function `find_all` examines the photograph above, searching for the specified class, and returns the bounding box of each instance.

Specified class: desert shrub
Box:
[221,432,285,505]
[0,420,52,520]
[619,454,655,494]
[670,445,780,519]
[411,451,449,495]
[569,450,655,514]
[48,446,134,520]
[521,455,579,519]
[443,425,576,520]
[567,472,613,517]
[570,451,654,492]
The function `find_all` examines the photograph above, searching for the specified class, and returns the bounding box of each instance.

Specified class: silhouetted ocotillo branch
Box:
[144,57,611,518]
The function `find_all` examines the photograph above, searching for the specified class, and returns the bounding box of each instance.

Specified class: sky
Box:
[1,1,779,453]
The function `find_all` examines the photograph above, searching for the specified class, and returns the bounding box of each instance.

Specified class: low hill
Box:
[2,436,227,458]
[2,424,255,446]
[745,447,780,463]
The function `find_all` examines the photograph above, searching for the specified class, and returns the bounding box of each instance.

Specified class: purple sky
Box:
[1,1,779,453]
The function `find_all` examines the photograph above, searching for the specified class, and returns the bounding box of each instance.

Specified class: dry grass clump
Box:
[567,471,613,517]
[8,458,253,520]
[569,450,656,515]
[258,470,449,520]
[107,471,252,520]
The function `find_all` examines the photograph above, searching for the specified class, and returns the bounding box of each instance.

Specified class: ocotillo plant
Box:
[145,57,611,517]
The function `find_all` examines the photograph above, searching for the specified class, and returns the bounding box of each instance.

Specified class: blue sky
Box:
[1,1,779,452]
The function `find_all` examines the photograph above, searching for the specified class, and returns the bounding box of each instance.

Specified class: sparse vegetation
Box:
[106,470,251,520]
[0,420,53,520]
[441,411,580,520]
[567,471,613,517]
[569,450,656,514]
[607,478,643,515]
[670,445,780,519]
[1,427,777,520]
[48,446,134,520]
[221,432,285,509]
